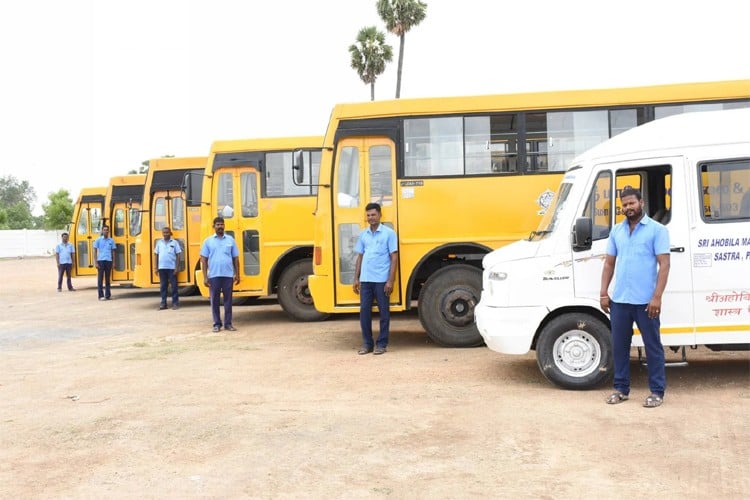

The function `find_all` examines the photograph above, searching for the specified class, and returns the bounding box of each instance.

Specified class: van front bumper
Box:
[475,302,548,355]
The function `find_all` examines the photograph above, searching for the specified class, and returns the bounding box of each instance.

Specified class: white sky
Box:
[0,0,748,214]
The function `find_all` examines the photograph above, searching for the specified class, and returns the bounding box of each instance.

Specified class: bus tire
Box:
[277,259,329,322]
[418,264,484,347]
[178,285,198,296]
[536,313,612,390]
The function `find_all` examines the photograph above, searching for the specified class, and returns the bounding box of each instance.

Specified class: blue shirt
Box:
[55,242,75,264]
[93,236,116,262]
[606,215,670,304]
[355,223,398,282]
[155,238,182,270]
[200,234,239,278]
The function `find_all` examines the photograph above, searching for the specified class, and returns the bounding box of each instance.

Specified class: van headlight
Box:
[488,270,508,281]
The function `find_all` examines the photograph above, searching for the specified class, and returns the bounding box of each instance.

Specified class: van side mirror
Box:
[292,150,305,185]
[572,217,592,251]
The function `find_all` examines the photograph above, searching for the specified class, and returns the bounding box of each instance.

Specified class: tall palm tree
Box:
[349,26,393,101]
[376,0,427,98]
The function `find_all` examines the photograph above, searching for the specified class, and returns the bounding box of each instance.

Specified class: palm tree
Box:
[376,0,427,98]
[349,26,393,101]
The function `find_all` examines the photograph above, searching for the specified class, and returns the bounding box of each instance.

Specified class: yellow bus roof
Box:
[330,79,750,120]
[147,156,207,171]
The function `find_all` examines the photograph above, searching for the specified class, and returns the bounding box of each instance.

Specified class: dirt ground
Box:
[1,257,748,499]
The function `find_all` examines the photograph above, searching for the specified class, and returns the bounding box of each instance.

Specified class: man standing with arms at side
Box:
[600,186,670,408]
[353,203,398,355]
[200,217,240,332]
[93,224,117,301]
[155,226,182,310]
[55,232,76,292]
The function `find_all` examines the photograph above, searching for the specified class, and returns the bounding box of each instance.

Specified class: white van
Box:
[475,108,750,389]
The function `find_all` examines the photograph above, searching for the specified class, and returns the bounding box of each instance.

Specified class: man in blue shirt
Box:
[200,217,240,332]
[93,225,117,301]
[600,187,671,408]
[353,203,398,355]
[154,226,182,310]
[54,232,76,291]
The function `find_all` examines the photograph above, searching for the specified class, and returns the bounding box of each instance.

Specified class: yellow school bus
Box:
[69,186,107,277]
[133,156,208,293]
[104,174,146,284]
[195,136,327,321]
[298,79,750,347]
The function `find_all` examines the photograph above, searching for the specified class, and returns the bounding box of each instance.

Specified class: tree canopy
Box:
[0,175,37,229]
[349,26,393,101]
[41,189,74,230]
[376,0,427,98]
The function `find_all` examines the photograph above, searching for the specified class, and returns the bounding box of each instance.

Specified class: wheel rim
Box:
[552,329,602,377]
[438,287,477,328]
[292,276,313,306]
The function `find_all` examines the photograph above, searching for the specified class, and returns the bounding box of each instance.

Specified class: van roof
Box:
[571,107,750,166]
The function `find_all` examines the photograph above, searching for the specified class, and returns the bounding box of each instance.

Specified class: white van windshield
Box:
[529,182,574,241]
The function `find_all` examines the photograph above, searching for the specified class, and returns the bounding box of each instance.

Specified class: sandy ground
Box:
[0,257,748,499]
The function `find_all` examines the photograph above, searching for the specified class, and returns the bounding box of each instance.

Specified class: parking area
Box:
[1,257,748,498]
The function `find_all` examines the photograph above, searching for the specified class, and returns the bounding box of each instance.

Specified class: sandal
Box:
[643,393,663,408]
[606,391,629,404]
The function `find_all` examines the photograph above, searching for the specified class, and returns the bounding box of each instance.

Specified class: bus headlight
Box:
[488,271,508,281]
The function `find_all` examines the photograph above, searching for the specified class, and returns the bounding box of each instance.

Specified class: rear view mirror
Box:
[292,150,305,185]
[572,217,592,251]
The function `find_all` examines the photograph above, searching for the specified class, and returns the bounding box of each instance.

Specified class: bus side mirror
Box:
[292,150,305,185]
[572,217,592,251]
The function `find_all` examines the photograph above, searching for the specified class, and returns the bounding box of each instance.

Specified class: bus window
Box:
[610,108,646,137]
[114,208,125,237]
[465,114,518,174]
[154,198,167,230]
[129,208,141,236]
[242,229,260,275]
[656,101,750,119]
[217,172,233,218]
[77,208,89,235]
[337,146,360,208]
[240,172,258,217]
[527,110,610,173]
[369,145,393,206]
[338,224,360,284]
[171,197,184,230]
[266,151,309,197]
[404,117,463,176]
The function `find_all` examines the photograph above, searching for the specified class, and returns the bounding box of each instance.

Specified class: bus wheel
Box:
[178,285,198,296]
[536,313,612,390]
[418,264,484,347]
[277,260,329,322]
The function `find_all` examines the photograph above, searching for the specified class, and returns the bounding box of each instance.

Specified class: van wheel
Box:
[536,313,612,390]
[277,259,329,321]
[418,264,484,347]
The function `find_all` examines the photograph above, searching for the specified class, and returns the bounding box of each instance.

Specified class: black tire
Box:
[417,264,484,347]
[536,313,612,390]
[178,285,198,297]
[277,259,329,321]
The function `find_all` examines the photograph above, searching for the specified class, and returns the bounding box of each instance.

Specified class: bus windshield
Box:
[529,181,574,241]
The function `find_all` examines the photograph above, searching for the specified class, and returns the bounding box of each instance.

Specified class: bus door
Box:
[111,201,141,282]
[153,190,189,284]
[214,167,262,292]
[73,201,103,276]
[332,137,400,307]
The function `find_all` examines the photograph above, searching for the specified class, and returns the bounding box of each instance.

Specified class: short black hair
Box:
[365,202,381,213]
[61,232,69,237]
[619,186,642,201]
[213,216,225,225]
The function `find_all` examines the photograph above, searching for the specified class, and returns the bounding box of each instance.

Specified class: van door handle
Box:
[670,247,685,253]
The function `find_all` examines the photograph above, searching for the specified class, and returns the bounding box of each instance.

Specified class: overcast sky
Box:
[1,0,748,214]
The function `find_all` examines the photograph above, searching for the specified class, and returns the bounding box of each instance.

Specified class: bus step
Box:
[637,346,688,367]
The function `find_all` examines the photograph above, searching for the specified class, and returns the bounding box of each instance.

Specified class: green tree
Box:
[0,175,37,229]
[376,0,427,98]
[41,189,74,229]
[349,26,393,101]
